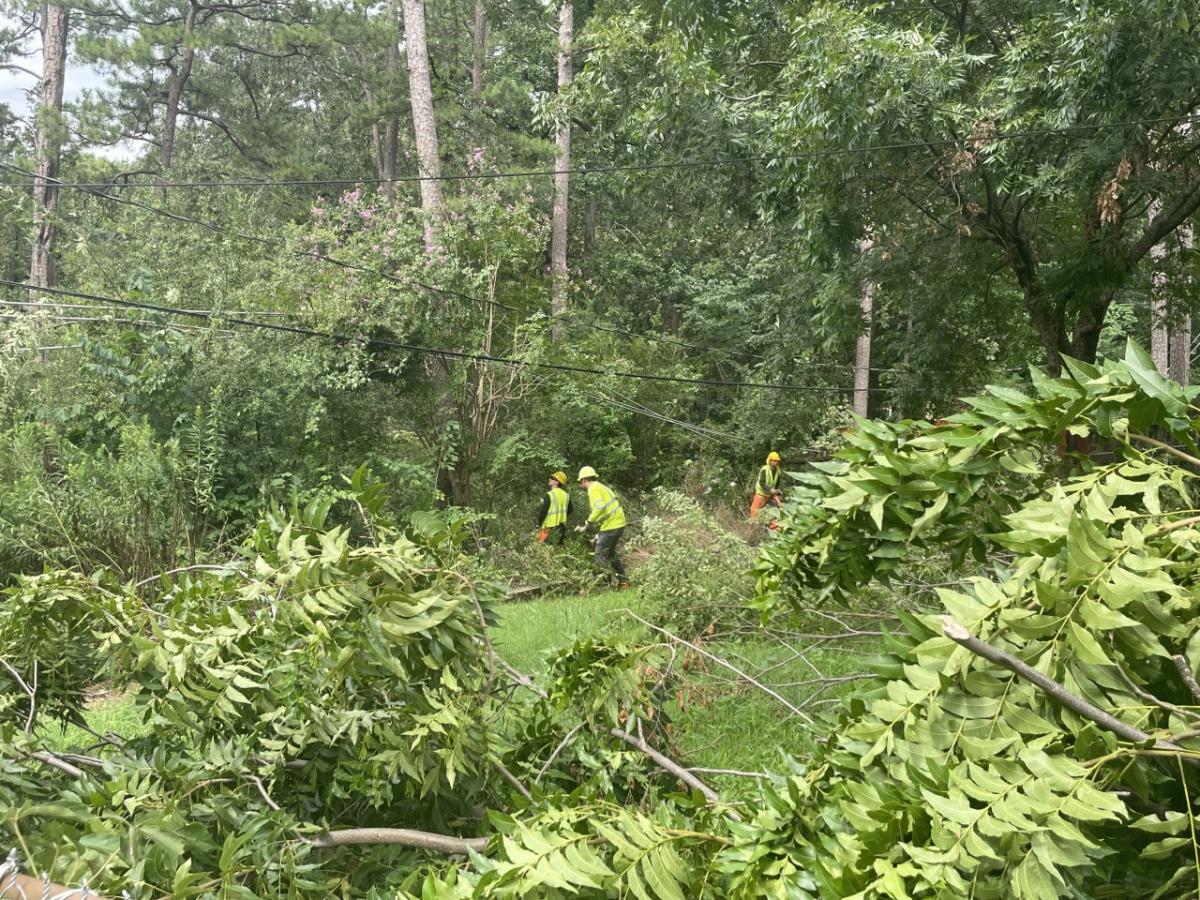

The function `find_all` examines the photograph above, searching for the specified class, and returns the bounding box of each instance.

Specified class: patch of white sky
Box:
[1,10,139,160]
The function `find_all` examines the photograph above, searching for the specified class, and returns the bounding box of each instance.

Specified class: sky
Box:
[1,17,135,160]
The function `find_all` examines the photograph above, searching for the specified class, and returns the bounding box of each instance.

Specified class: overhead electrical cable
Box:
[5,113,1197,191]
[0,279,893,393]
[0,161,777,366]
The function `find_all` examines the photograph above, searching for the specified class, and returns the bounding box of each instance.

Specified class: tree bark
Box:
[583,193,596,255]
[160,0,199,171]
[1149,199,1193,383]
[549,1,572,341]
[1150,197,1171,376]
[30,3,70,294]
[379,0,399,201]
[853,238,875,418]
[401,0,445,252]
[471,0,486,99]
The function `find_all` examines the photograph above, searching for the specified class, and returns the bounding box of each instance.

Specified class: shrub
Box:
[632,488,757,636]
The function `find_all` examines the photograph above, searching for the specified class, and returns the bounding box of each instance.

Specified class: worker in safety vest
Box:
[536,471,573,545]
[750,452,784,520]
[573,466,631,589]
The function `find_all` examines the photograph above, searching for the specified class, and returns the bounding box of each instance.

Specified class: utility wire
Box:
[0,160,494,314]
[6,113,1197,191]
[0,298,297,317]
[0,160,1009,377]
[0,160,778,367]
[0,279,894,392]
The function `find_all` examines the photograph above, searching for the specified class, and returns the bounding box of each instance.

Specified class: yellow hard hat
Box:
[766,452,781,463]
[577,465,598,481]
[551,471,568,486]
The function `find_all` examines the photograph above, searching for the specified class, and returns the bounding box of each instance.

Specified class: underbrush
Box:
[631,488,760,636]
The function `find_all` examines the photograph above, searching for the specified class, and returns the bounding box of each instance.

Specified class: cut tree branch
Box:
[608,727,740,820]
[620,610,814,723]
[1130,433,1200,469]
[536,722,584,784]
[309,828,487,855]
[942,616,1185,751]
[493,760,532,801]
[1174,655,1200,703]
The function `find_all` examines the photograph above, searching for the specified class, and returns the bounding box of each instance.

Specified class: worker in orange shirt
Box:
[749,452,784,521]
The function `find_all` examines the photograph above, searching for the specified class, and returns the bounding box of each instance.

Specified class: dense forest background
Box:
[3,0,1194,576]
[2,1,1200,897]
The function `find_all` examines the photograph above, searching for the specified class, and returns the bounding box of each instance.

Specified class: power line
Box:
[0,160,1014,376]
[0,279,893,392]
[0,160,496,315]
[5,114,1197,192]
[0,298,297,317]
[0,160,778,367]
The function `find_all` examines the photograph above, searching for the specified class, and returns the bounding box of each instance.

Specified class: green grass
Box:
[491,590,879,781]
[492,589,655,673]
[38,687,149,753]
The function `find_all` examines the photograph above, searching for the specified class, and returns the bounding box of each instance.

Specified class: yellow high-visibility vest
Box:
[543,486,569,528]
[586,481,626,531]
[755,465,781,497]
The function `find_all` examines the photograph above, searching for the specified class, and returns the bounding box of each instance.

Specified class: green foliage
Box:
[0,489,516,896]
[0,420,221,581]
[0,570,120,728]
[741,342,1200,895]
[633,488,757,636]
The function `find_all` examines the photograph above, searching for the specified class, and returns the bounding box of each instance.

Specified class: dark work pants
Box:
[594,527,627,579]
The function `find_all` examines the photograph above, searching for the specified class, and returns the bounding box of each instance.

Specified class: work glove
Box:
[574,524,588,533]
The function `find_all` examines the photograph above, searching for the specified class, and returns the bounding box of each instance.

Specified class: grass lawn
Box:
[38,686,150,753]
[493,589,878,781]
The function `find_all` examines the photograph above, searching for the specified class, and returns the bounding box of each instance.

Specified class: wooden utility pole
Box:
[30,3,70,292]
[549,1,572,340]
[401,0,445,252]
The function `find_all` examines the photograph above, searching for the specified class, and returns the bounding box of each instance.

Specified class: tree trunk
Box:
[853,239,875,418]
[1150,198,1171,377]
[379,0,399,201]
[1149,199,1193,383]
[1169,220,1194,385]
[583,194,596,255]
[548,1,572,341]
[401,0,445,253]
[471,0,486,99]
[30,3,70,294]
[160,0,198,171]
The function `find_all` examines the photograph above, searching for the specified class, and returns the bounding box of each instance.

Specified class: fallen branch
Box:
[686,766,769,779]
[609,728,741,821]
[1115,664,1200,721]
[1173,655,1200,703]
[498,658,548,699]
[30,751,84,779]
[536,722,585,784]
[309,828,488,855]
[493,760,532,801]
[1130,433,1200,469]
[244,775,281,812]
[0,658,35,733]
[942,617,1184,752]
[620,610,813,724]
